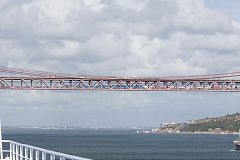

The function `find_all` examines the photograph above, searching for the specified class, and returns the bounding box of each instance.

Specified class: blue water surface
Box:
[2,128,240,160]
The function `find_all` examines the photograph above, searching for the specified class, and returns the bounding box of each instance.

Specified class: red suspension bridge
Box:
[1,66,240,91]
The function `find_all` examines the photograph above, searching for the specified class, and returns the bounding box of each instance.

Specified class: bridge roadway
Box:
[0,76,240,91]
[1,66,240,91]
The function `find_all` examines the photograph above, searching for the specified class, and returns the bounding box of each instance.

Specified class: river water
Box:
[3,128,240,160]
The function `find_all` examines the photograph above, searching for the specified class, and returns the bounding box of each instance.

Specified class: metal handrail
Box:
[1,140,91,160]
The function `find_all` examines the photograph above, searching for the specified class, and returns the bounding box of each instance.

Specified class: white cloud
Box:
[115,0,148,12]
[232,20,240,30]
[0,0,239,75]
[0,0,240,126]
[83,0,105,12]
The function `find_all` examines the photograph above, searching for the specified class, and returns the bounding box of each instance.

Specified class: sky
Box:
[1,0,240,127]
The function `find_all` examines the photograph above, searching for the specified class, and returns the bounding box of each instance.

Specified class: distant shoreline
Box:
[137,113,240,135]
[137,130,240,135]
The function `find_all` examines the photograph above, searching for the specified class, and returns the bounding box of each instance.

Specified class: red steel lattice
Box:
[0,66,240,91]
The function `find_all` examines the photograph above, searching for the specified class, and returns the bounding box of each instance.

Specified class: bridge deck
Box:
[0,76,240,91]
[1,66,240,91]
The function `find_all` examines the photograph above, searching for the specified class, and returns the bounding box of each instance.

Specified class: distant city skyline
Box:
[0,0,240,127]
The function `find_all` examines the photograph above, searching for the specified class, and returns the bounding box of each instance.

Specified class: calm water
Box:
[2,128,240,160]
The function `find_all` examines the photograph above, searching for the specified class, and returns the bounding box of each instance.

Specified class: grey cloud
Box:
[0,90,240,126]
[0,0,240,126]
[179,33,240,53]
[0,0,238,75]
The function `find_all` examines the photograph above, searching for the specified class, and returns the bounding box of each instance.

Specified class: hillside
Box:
[154,113,240,134]
[186,113,240,132]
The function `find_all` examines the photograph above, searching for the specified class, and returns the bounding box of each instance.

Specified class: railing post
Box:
[24,148,28,160]
[60,157,65,160]
[42,152,46,160]
[16,145,19,160]
[10,143,12,160]
[50,155,55,160]
[20,146,23,160]
[29,149,33,160]
[12,144,15,160]
[35,150,39,160]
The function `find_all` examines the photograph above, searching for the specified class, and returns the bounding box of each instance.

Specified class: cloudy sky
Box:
[0,0,240,127]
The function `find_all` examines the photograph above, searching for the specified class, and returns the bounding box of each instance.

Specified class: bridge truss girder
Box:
[0,77,240,91]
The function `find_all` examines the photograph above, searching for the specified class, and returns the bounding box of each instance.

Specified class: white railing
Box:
[1,140,91,160]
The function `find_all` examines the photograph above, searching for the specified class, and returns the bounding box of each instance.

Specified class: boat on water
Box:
[233,130,240,150]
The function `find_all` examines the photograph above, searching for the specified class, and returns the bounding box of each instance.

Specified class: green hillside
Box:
[186,114,240,132]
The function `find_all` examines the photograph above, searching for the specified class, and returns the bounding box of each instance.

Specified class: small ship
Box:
[233,131,240,150]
